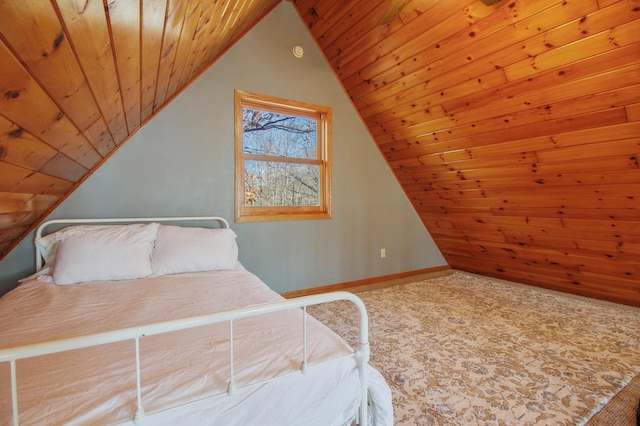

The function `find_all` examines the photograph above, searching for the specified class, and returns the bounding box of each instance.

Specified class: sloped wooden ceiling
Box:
[1,0,638,307]
[0,0,279,257]
[292,0,640,306]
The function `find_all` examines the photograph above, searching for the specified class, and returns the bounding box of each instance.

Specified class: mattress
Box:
[0,265,385,425]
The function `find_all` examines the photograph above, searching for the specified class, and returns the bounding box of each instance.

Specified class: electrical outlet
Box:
[380,248,386,258]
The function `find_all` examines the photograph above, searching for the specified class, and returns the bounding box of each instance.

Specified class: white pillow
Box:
[152,225,238,275]
[36,225,114,267]
[52,223,159,285]
[37,223,153,268]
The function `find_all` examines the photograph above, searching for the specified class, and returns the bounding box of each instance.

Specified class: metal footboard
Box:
[0,291,370,426]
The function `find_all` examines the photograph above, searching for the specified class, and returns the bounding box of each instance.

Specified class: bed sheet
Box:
[0,266,373,425]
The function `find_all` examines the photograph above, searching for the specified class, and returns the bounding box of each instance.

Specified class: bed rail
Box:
[0,291,370,426]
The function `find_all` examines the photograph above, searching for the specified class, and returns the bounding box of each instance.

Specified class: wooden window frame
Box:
[234,90,332,222]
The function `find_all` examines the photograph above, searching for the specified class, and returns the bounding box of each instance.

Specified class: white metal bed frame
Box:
[2,216,371,426]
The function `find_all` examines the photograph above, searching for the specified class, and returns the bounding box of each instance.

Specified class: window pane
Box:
[235,90,331,222]
[242,108,317,159]
[244,160,320,206]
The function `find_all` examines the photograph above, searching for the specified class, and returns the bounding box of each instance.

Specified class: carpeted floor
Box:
[309,270,640,425]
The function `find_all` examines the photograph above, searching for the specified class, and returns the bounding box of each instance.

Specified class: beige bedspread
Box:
[0,267,364,425]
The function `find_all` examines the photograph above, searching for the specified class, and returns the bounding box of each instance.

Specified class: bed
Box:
[0,216,393,426]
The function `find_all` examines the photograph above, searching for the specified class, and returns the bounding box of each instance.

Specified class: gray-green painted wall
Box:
[0,2,446,295]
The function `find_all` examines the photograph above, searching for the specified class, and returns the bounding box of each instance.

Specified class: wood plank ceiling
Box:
[0,0,279,256]
[1,0,639,306]
[291,0,640,306]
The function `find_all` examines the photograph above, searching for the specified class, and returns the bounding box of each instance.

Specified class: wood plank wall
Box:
[293,0,640,306]
[0,0,280,259]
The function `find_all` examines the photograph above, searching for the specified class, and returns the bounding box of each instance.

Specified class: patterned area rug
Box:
[308,271,640,425]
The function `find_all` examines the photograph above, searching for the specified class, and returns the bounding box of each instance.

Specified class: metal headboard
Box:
[35,216,230,270]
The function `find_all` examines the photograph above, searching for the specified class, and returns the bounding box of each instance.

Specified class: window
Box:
[234,90,332,222]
